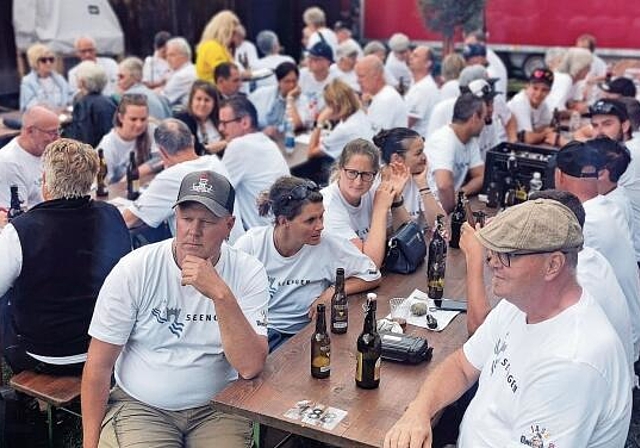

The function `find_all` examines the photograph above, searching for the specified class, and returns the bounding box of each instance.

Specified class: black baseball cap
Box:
[174,171,235,217]
[588,99,629,122]
[555,141,606,178]
[308,41,334,63]
[529,68,554,87]
[599,77,637,98]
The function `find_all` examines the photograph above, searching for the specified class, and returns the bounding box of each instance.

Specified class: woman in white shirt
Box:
[235,176,380,351]
[374,127,444,231]
[321,138,410,268]
[174,80,226,156]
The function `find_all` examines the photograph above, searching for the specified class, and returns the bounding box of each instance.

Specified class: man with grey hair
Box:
[158,37,197,108]
[0,105,60,209]
[384,198,632,448]
[303,6,338,59]
[546,47,593,113]
[67,35,119,96]
[0,138,130,375]
[252,30,295,89]
[66,61,117,147]
[122,118,244,242]
[117,56,171,119]
[426,93,486,213]
[385,33,413,92]
[330,39,361,92]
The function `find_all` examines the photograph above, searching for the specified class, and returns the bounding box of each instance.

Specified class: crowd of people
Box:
[1,5,640,447]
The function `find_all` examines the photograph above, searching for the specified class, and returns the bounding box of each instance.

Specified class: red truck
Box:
[361,0,640,77]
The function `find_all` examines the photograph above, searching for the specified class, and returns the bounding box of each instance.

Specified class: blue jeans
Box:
[267,328,295,353]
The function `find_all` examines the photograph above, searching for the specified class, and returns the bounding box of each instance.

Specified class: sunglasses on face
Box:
[38,57,55,64]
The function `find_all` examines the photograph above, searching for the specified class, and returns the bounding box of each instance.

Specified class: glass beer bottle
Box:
[355,293,381,389]
[427,215,447,306]
[96,148,109,197]
[7,185,24,221]
[126,150,140,201]
[311,304,331,379]
[449,191,466,248]
[330,268,348,334]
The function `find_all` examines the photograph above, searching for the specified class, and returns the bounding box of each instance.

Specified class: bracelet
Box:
[391,197,404,209]
[419,187,431,193]
[420,189,432,196]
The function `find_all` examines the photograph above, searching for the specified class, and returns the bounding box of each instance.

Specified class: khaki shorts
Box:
[99,386,253,447]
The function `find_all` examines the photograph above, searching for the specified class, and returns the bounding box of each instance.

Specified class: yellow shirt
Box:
[195,40,232,82]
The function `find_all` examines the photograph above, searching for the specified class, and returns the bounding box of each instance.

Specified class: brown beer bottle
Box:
[96,148,109,197]
[311,304,331,379]
[7,185,24,222]
[126,150,140,201]
[427,215,447,306]
[330,268,348,334]
[355,293,381,389]
[449,192,466,249]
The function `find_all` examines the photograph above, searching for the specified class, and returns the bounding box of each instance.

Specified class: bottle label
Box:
[355,351,381,382]
[133,180,140,192]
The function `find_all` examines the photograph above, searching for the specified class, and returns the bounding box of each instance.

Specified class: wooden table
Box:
[278,136,309,169]
[212,248,472,448]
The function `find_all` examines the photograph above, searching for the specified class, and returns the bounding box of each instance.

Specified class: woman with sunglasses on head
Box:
[97,94,161,184]
[20,43,72,112]
[375,127,444,231]
[321,138,410,268]
[174,80,226,156]
[235,176,380,352]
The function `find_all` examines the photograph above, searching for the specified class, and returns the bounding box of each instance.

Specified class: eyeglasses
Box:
[342,168,377,182]
[284,180,319,204]
[486,249,561,268]
[31,126,61,137]
[77,48,96,54]
[38,57,55,64]
[219,117,242,126]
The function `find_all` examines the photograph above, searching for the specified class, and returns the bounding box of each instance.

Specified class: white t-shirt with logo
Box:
[89,240,269,411]
[460,294,631,447]
[235,226,380,333]
[222,132,290,229]
[405,75,440,138]
[299,68,336,114]
[127,155,244,243]
[426,125,484,195]
[507,90,553,132]
[367,85,408,132]
[0,137,43,209]
[321,181,374,241]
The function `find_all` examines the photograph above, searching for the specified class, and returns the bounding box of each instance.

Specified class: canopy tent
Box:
[13,0,124,55]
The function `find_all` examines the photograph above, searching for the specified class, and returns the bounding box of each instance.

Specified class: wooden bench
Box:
[9,371,81,447]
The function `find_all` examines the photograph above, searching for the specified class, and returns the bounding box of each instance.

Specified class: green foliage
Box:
[417,0,486,38]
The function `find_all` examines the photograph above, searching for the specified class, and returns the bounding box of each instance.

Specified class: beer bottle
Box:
[330,268,348,334]
[397,76,406,96]
[96,148,109,197]
[449,191,466,249]
[355,293,381,389]
[126,150,140,201]
[427,215,447,306]
[7,185,24,221]
[311,304,331,379]
[514,179,528,204]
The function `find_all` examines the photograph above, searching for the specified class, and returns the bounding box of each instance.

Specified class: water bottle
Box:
[284,116,295,154]
[528,172,543,198]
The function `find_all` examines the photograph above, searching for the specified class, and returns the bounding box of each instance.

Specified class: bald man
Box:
[355,55,408,132]
[67,36,119,96]
[0,106,60,209]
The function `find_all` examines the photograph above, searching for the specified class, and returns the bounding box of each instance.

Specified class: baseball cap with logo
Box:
[554,140,606,178]
[462,43,487,60]
[462,79,500,100]
[588,98,629,122]
[476,198,584,254]
[308,40,334,63]
[529,68,554,87]
[599,77,637,98]
[174,170,235,217]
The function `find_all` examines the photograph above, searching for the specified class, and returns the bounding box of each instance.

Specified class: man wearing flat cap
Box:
[82,170,269,448]
[384,198,632,448]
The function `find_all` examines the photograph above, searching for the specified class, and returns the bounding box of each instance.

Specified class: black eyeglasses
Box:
[284,181,319,204]
[219,117,242,126]
[38,57,55,64]
[342,168,377,182]
[486,249,561,268]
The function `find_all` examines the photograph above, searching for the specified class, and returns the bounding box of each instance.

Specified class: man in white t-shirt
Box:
[330,40,361,93]
[333,21,364,58]
[0,106,59,210]
[122,118,244,242]
[405,45,439,138]
[299,40,336,115]
[507,68,554,144]
[159,37,197,108]
[385,33,413,92]
[303,6,339,60]
[426,93,486,213]
[82,170,269,448]
[219,96,289,229]
[463,31,509,103]
[356,55,408,132]
[67,36,119,97]
[252,31,296,89]
[384,199,632,448]
[554,140,640,358]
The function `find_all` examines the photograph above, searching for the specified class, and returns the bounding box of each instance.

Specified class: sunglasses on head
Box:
[38,57,55,64]
[589,100,622,117]
[284,181,319,204]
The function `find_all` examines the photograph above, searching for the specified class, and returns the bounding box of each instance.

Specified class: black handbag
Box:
[384,221,427,274]
[380,331,433,364]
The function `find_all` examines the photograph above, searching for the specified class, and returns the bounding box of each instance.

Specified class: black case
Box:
[380,331,433,364]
